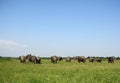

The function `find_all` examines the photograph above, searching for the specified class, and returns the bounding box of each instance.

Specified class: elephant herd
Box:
[19,54,115,64]
[19,54,41,64]
[89,57,114,63]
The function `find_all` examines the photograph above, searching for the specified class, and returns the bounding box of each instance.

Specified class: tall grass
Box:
[0,58,120,83]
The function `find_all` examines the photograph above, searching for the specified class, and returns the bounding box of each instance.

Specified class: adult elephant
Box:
[108,57,114,63]
[57,56,63,61]
[66,56,71,62]
[74,56,79,61]
[26,54,37,64]
[36,57,41,64]
[89,58,95,63]
[19,56,26,63]
[95,58,102,63]
[51,56,57,63]
[77,56,86,63]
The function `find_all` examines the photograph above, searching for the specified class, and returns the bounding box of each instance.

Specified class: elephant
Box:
[74,56,79,61]
[95,58,102,63]
[89,58,95,63]
[108,57,114,63]
[77,56,86,63]
[19,56,26,63]
[66,56,71,62]
[51,56,57,63]
[26,54,37,64]
[36,57,41,64]
[57,56,63,61]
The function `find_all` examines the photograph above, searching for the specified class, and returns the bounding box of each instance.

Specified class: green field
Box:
[0,58,120,83]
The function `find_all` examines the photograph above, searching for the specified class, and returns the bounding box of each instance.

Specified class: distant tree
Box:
[116,57,120,60]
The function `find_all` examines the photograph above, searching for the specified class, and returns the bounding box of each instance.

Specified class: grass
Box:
[0,58,120,83]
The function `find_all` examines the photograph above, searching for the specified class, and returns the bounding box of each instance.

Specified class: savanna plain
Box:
[0,58,120,83]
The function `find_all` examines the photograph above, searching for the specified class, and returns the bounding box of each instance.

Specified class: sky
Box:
[0,0,120,57]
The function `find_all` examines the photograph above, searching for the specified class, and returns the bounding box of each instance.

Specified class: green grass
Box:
[0,58,120,83]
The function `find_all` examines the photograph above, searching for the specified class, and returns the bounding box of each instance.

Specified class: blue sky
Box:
[0,0,120,57]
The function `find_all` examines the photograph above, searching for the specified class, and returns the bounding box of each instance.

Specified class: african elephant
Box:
[89,58,95,63]
[74,56,79,61]
[95,58,102,63]
[57,56,63,61]
[36,57,41,64]
[77,56,86,63]
[66,56,71,62]
[26,54,37,64]
[19,56,26,63]
[108,57,114,63]
[51,56,57,63]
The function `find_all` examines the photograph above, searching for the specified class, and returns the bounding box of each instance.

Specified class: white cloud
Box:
[0,40,27,49]
[0,40,28,57]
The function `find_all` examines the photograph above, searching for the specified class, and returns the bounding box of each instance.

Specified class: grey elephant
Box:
[108,57,114,63]
[74,56,78,60]
[51,56,57,63]
[26,54,37,64]
[95,58,102,63]
[66,56,71,62]
[57,56,63,61]
[77,56,86,63]
[19,56,26,63]
[89,58,95,63]
[36,57,41,64]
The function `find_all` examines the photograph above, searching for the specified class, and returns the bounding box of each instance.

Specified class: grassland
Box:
[0,58,120,83]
